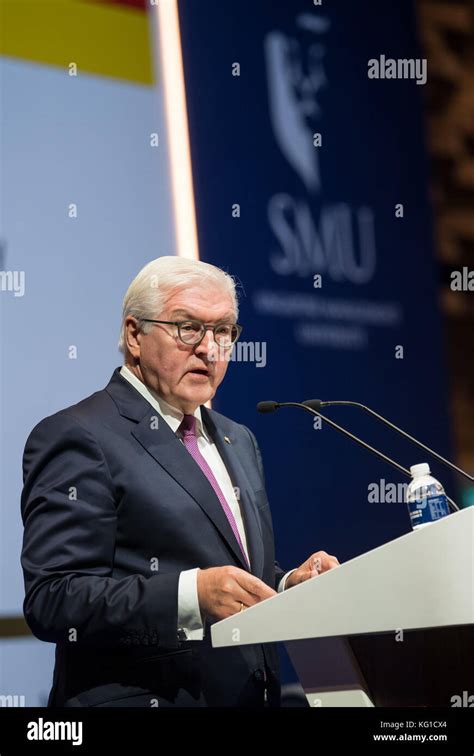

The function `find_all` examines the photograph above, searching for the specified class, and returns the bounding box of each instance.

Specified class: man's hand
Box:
[285,551,340,589]
[197,566,276,621]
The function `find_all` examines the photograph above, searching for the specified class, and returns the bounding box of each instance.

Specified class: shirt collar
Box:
[119,365,209,440]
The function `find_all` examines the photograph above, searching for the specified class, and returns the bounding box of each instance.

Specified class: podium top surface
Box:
[211,507,474,647]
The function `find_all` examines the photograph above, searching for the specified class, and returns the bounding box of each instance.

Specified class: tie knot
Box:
[179,414,197,437]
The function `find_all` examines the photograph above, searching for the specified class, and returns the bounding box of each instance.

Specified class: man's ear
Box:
[125,316,142,359]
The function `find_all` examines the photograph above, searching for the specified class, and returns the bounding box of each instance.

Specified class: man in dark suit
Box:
[20,256,339,708]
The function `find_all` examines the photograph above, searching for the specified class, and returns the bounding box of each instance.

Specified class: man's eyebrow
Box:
[169,309,235,322]
[169,309,194,319]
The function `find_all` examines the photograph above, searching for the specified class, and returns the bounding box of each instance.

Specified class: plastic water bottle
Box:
[406,463,450,530]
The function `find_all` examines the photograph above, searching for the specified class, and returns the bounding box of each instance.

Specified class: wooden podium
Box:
[211,507,474,706]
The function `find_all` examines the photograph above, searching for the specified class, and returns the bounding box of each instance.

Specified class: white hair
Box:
[118,256,239,354]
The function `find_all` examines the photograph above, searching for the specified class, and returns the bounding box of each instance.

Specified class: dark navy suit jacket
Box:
[20,368,286,707]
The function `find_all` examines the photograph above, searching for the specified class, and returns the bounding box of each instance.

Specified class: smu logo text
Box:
[264,13,377,284]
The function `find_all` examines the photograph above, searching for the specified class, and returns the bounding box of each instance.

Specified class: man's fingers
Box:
[245,580,277,601]
[227,578,276,612]
[236,572,276,600]
[291,569,314,586]
[232,588,260,608]
[309,551,340,572]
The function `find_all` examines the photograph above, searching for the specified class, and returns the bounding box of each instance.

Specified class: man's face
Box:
[126,285,236,414]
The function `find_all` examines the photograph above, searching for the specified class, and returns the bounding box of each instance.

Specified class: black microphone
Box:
[303,399,473,483]
[257,400,459,512]
[256,401,280,414]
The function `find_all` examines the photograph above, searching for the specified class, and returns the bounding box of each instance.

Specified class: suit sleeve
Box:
[243,426,288,590]
[21,412,181,649]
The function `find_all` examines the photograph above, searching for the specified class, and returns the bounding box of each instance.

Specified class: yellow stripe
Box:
[0,0,153,85]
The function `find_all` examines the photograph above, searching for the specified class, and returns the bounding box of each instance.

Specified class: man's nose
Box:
[195,329,218,358]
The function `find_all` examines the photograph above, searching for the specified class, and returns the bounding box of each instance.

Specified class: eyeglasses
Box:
[140,319,243,348]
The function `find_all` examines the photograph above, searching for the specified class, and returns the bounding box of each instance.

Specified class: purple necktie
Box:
[179,414,250,570]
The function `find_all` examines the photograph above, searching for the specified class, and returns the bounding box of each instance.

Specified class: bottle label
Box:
[408,493,450,528]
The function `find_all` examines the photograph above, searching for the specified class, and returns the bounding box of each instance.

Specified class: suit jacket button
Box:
[253,669,264,682]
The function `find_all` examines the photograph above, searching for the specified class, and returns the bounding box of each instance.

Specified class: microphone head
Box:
[256,401,280,414]
[302,399,324,411]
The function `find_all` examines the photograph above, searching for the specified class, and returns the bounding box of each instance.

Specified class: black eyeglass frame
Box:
[139,318,243,348]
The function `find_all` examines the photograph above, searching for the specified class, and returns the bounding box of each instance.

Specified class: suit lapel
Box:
[106,369,264,576]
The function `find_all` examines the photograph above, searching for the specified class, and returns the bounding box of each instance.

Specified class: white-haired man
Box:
[21,256,339,708]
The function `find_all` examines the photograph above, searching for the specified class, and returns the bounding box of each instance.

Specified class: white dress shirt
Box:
[120,365,295,640]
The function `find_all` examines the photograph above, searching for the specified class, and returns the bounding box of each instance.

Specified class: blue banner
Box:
[178,0,453,638]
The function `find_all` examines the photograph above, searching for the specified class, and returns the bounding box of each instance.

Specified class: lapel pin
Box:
[224,436,231,444]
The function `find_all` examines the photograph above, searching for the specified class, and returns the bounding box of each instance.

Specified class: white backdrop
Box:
[0,28,177,704]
